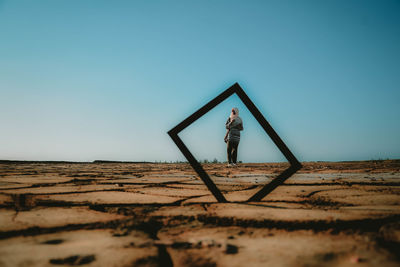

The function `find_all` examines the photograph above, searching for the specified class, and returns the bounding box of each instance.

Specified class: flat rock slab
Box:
[0,176,73,185]
[35,191,183,205]
[130,186,212,198]
[152,203,400,223]
[0,207,126,232]
[313,188,400,206]
[1,184,145,195]
[286,173,400,184]
[100,175,193,184]
[0,194,12,206]
[207,203,399,222]
[0,182,32,190]
[158,227,399,267]
[0,229,157,267]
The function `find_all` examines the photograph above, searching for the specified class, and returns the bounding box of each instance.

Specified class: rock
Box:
[49,254,96,265]
[225,244,238,254]
[379,222,400,242]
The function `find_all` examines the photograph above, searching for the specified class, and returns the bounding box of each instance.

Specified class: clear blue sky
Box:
[0,0,399,162]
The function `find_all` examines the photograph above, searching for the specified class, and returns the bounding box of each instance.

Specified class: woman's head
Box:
[230,107,239,120]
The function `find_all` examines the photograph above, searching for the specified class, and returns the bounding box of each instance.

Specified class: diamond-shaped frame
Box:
[168,83,302,202]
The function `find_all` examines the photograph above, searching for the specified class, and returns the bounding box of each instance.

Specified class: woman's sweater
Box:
[226,117,243,143]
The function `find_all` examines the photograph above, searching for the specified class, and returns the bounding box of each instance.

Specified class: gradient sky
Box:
[0,0,399,162]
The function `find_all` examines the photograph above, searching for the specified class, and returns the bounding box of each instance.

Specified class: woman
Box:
[225,107,243,167]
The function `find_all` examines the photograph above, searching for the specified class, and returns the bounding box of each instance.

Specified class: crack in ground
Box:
[1,203,399,264]
[1,193,355,211]
[0,218,131,240]
[4,207,399,240]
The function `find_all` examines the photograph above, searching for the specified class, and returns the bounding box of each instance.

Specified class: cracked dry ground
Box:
[0,161,399,267]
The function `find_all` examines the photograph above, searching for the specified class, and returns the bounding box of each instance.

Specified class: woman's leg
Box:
[232,142,239,163]
[227,142,233,163]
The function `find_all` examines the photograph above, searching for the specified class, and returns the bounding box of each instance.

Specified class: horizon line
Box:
[0,159,399,164]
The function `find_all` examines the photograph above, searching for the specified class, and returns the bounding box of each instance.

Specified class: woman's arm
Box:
[225,118,232,129]
[229,119,243,131]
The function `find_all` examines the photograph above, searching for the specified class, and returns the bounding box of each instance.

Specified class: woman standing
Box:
[225,107,243,167]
